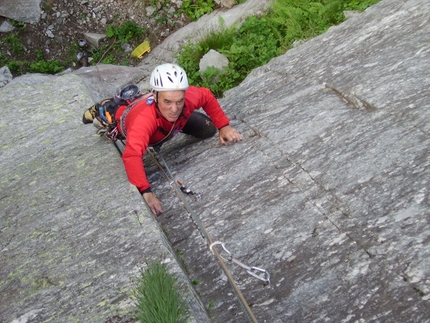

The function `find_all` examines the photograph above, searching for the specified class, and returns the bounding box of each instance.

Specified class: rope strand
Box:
[147,147,259,323]
[114,140,259,323]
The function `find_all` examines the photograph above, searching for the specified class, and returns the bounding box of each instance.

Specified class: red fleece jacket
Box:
[118,86,230,193]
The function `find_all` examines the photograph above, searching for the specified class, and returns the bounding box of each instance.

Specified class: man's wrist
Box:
[218,124,230,130]
[140,187,152,194]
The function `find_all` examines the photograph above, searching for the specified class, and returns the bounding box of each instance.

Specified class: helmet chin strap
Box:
[154,90,160,111]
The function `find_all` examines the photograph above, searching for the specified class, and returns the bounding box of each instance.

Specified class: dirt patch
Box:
[1,0,194,76]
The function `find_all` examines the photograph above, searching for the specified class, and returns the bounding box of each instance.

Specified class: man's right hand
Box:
[142,192,163,217]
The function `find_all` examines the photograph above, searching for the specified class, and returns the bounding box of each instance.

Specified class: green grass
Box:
[176,0,382,97]
[182,0,215,21]
[133,262,189,323]
[181,0,248,21]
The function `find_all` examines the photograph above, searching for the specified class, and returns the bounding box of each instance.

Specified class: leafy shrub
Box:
[4,49,63,75]
[270,0,345,48]
[225,16,282,74]
[106,20,146,43]
[177,15,282,95]
[7,61,29,75]
[29,60,64,74]
[177,17,237,83]
[28,50,64,74]
[182,0,215,21]
[4,34,25,55]
[176,0,382,97]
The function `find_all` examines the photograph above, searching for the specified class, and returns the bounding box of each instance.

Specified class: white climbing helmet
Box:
[150,63,189,91]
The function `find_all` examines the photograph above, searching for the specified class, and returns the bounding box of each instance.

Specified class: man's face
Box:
[156,90,185,122]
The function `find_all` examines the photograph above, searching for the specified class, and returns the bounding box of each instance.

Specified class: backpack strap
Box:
[118,92,154,138]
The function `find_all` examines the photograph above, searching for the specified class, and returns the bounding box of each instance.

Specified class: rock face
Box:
[143,0,430,321]
[0,0,42,23]
[0,66,13,87]
[0,72,210,323]
[1,0,429,323]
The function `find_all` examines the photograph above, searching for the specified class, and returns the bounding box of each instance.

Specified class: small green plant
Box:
[191,279,202,285]
[4,33,25,55]
[343,0,381,11]
[133,262,189,323]
[182,0,215,21]
[10,20,26,28]
[0,51,8,67]
[4,52,63,75]
[101,54,117,64]
[7,60,29,75]
[106,20,146,43]
[28,50,64,74]
[155,14,168,25]
[29,59,64,74]
[175,249,190,274]
[199,66,240,98]
[207,299,215,311]
[92,20,146,65]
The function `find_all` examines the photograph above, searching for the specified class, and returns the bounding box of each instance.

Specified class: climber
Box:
[83,63,242,216]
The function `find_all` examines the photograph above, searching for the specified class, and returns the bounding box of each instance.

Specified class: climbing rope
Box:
[147,146,271,323]
[114,140,270,323]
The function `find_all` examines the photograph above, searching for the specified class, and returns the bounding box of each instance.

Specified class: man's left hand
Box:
[219,125,243,145]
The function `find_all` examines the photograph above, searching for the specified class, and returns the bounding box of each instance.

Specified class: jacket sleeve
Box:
[121,110,157,193]
[186,86,230,129]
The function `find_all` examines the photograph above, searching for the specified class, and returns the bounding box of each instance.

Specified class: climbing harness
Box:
[145,146,270,323]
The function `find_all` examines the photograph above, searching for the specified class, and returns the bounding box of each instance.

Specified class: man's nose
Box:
[171,103,181,112]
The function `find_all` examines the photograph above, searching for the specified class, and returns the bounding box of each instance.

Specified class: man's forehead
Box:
[159,90,185,101]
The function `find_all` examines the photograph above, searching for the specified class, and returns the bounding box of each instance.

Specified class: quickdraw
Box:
[210,241,270,284]
[147,147,269,323]
[113,142,269,323]
[175,180,202,199]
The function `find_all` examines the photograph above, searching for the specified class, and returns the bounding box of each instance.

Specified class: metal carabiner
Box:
[247,266,271,284]
[209,241,232,262]
[209,241,270,284]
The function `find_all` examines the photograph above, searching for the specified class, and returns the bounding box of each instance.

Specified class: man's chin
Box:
[167,116,179,122]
